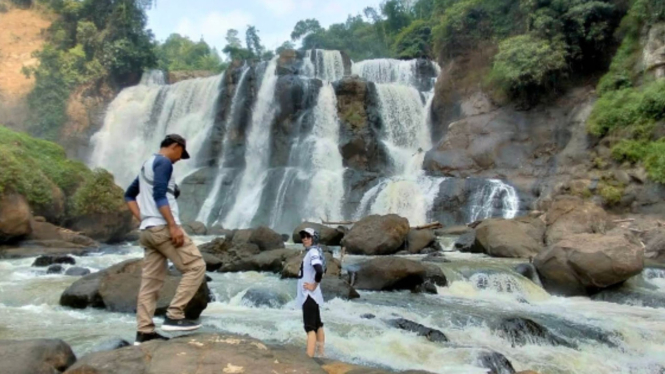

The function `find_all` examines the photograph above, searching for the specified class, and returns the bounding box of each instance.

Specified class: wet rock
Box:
[90,338,130,353]
[249,226,285,251]
[471,217,545,259]
[208,225,233,237]
[343,215,410,256]
[321,278,360,300]
[220,248,298,273]
[241,287,291,308]
[645,228,665,263]
[281,249,341,278]
[183,221,207,236]
[387,318,449,343]
[281,234,290,242]
[123,230,140,242]
[29,220,99,248]
[199,237,233,256]
[360,314,376,319]
[544,196,613,246]
[352,257,445,292]
[514,263,540,284]
[422,252,451,263]
[47,264,64,274]
[476,351,516,374]
[64,333,325,374]
[0,193,32,244]
[201,252,222,272]
[33,255,76,267]
[65,267,91,277]
[494,317,575,348]
[534,232,644,296]
[293,222,345,246]
[0,338,76,374]
[67,209,134,244]
[455,231,477,253]
[60,259,210,319]
[318,358,436,374]
[406,229,436,254]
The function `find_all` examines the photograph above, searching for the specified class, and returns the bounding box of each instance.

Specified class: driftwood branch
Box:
[322,220,356,225]
[413,222,443,230]
[613,219,635,224]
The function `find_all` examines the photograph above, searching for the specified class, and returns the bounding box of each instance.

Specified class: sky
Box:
[146,0,382,56]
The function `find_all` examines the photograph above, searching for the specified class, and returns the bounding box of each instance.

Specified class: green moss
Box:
[599,183,624,206]
[645,141,665,183]
[70,169,125,216]
[611,140,648,163]
[0,125,125,219]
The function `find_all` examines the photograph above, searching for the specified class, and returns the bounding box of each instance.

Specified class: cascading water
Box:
[303,49,345,82]
[468,179,520,222]
[353,58,420,86]
[196,67,251,225]
[89,72,224,187]
[220,57,279,229]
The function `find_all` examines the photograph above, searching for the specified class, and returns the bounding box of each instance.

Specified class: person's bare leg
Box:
[306,331,317,357]
[316,327,325,357]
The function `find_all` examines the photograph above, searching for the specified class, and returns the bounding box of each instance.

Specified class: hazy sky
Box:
[146,0,381,55]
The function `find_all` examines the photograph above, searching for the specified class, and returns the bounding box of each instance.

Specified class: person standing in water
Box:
[297,228,326,357]
[124,134,206,345]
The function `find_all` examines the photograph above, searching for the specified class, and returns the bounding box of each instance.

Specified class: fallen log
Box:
[413,222,443,230]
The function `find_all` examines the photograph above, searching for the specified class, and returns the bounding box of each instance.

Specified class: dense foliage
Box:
[588,0,665,184]
[155,34,226,73]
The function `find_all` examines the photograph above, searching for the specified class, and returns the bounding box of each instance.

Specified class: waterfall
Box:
[352,59,419,86]
[301,83,345,222]
[139,70,166,86]
[196,67,251,225]
[221,57,279,229]
[468,179,519,222]
[303,49,345,82]
[89,72,224,187]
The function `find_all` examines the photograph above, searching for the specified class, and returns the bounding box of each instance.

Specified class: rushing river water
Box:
[1,237,665,374]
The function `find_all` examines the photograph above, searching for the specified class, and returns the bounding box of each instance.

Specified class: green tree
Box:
[276,40,296,55]
[393,19,432,58]
[245,25,264,57]
[491,34,567,102]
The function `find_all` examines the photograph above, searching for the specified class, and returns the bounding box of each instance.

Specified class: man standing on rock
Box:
[124,134,206,345]
[297,228,326,357]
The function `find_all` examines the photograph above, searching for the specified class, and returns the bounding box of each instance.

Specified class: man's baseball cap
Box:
[165,134,190,159]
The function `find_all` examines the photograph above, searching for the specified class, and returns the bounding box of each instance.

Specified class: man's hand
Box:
[169,224,185,247]
[303,282,318,291]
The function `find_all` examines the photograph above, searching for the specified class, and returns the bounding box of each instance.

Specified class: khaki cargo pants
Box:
[137,225,206,333]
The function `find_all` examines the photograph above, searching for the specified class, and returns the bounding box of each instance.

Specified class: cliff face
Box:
[426,35,665,216]
[0,6,51,130]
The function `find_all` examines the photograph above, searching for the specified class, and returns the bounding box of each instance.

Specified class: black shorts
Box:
[302,296,323,333]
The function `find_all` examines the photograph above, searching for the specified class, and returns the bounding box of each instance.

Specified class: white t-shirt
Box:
[296,246,325,307]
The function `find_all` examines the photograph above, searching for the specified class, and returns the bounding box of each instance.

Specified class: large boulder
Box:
[249,226,285,251]
[544,196,613,246]
[321,278,360,300]
[343,215,410,256]
[281,250,341,278]
[0,339,76,374]
[471,217,545,258]
[476,351,516,374]
[534,233,644,296]
[182,221,207,236]
[60,259,210,319]
[67,210,134,244]
[351,257,446,292]
[32,254,76,267]
[29,220,99,248]
[644,228,665,263]
[220,248,298,273]
[0,193,32,243]
[406,229,436,254]
[292,222,345,246]
[64,333,325,374]
[201,252,223,272]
